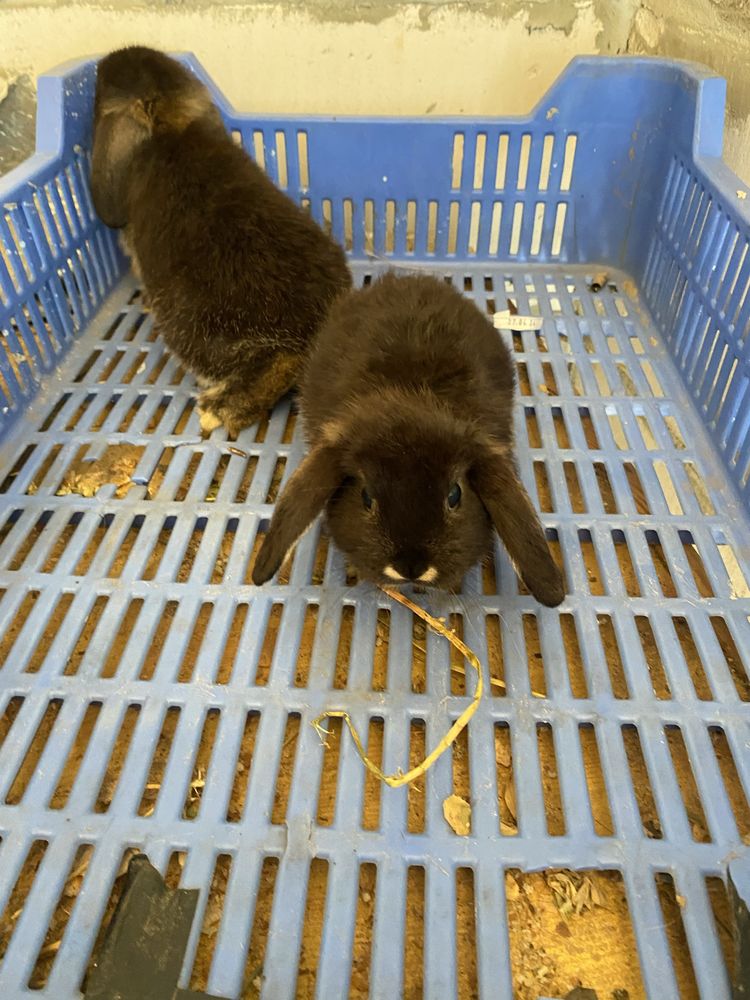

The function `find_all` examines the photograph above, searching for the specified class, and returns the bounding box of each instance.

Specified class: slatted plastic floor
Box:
[0,262,748,999]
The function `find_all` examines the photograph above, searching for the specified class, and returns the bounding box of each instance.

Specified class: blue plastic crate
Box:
[0,53,749,999]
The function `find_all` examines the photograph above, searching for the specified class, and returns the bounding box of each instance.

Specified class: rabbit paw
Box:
[197,406,222,435]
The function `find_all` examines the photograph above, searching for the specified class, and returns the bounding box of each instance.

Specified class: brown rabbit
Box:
[253,272,565,604]
[90,46,351,435]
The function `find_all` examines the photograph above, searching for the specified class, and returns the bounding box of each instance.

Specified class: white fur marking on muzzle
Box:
[383,565,406,582]
[418,567,438,583]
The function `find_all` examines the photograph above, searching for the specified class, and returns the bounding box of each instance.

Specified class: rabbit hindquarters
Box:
[196,351,302,437]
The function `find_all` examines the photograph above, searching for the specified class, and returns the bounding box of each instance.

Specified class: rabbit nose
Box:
[393,553,429,582]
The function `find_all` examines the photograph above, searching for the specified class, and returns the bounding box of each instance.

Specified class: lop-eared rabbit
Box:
[91,46,351,435]
[253,271,565,604]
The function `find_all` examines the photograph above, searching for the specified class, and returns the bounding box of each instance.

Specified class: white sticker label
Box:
[493,311,544,332]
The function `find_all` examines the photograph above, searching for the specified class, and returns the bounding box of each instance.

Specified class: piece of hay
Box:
[312,585,483,788]
[391,615,525,696]
[451,659,543,698]
[443,794,471,836]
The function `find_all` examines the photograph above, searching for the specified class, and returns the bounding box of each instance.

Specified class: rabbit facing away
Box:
[90,46,351,435]
[253,272,565,605]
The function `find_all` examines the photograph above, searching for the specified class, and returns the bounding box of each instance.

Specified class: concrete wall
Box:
[0,0,633,173]
[0,0,749,180]
[627,0,750,183]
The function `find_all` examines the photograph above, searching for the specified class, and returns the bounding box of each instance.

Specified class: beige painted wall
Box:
[0,2,621,115]
[0,1,749,180]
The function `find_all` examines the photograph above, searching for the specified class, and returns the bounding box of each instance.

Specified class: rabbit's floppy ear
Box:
[252,442,342,585]
[471,444,565,607]
[91,101,151,229]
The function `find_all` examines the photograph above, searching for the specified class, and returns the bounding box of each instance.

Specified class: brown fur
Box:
[253,272,565,604]
[91,46,351,435]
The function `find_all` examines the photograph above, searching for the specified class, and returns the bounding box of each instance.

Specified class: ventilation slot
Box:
[6,699,62,804]
[507,869,643,998]
[297,859,329,995]
[242,857,280,991]
[188,854,232,991]
[29,844,94,988]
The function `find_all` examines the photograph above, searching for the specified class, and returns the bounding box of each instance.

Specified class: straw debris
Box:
[546,871,606,920]
[55,444,142,498]
[312,585,484,788]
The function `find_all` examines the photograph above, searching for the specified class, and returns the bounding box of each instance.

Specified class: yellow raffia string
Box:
[311,585,484,788]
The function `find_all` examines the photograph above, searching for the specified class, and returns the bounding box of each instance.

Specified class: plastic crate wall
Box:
[0,58,733,415]
[0,54,749,1000]
[0,60,122,438]
[191,56,724,269]
[2,57,744,487]
[642,126,750,508]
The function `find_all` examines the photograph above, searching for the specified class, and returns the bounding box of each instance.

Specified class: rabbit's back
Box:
[303,272,515,440]
[127,118,350,378]
[91,44,352,435]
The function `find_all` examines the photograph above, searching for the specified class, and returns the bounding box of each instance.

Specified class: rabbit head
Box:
[91,46,221,228]
[253,390,565,605]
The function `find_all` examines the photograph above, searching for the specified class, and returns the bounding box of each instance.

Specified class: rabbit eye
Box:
[447,482,462,509]
[362,487,374,511]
